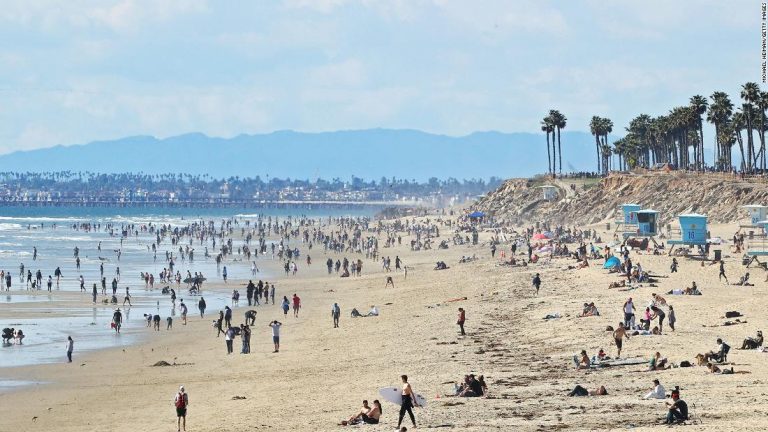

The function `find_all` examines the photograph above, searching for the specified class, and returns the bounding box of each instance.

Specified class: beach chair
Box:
[716,343,731,363]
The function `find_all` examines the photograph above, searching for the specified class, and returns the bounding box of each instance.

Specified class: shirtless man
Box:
[613,322,630,358]
[397,375,418,429]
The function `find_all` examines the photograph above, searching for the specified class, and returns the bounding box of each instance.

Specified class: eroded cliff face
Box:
[475,173,767,226]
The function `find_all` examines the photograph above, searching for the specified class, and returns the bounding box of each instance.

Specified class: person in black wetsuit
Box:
[397,375,418,429]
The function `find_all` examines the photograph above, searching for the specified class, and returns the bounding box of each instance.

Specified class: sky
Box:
[0,0,760,154]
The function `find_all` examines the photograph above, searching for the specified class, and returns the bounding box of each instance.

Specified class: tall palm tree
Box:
[707,91,733,170]
[541,116,554,175]
[741,82,760,172]
[549,110,567,173]
[733,110,747,171]
[689,95,707,170]
[589,116,603,172]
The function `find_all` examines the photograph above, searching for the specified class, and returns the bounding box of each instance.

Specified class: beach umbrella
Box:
[468,211,485,219]
[532,233,548,240]
[603,256,620,269]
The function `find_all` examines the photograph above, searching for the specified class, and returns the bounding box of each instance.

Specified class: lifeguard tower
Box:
[740,204,768,232]
[614,204,641,234]
[540,185,558,201]
[668,213,708,256]
[745,219,768,267]
[622,209,660,242]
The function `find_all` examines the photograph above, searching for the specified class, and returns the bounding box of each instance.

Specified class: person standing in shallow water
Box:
[66,336,73,363]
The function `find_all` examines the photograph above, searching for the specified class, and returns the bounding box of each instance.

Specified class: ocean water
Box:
[0,205,376,368]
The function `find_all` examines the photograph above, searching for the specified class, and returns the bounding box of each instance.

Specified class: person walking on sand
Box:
[397,375,418,429]
[719,261,729,284]
[532,273,541,296]
[198,297,206,318]
[65,336,73,363]
[457,307,466,336]
[668,305,676,331]
[623,297,636,329]
[332,303,341,328]
[225,325,234,354]
[174,385,189,432]
[269,320,282,352]
[613,322,630,358]
[292,294,301,318]
[92,283,98,303]
[281,296,290,316]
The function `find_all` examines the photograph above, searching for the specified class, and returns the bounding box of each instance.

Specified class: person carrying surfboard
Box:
[397,375,418,429]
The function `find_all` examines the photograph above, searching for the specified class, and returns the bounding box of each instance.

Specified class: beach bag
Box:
[175,393,186,409]
[110,322,116,329]
[725,311,742,318]
[679,361,692,368]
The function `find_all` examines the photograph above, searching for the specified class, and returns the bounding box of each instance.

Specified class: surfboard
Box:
[378,387,428,407]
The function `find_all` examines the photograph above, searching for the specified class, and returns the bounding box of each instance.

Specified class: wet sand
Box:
[0,219,763,431]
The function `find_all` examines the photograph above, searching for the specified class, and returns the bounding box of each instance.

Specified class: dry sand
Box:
[0,219,765,431]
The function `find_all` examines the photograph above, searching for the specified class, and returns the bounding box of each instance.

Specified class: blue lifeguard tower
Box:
[668,213,708,255]
[740,205,768,231]
[745,220,768,264]
[614,204,641,234]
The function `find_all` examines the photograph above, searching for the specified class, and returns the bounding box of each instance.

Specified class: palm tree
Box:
[689,95,707,170]
[549,110,567,173]
[741,82,760,172]
[541,116,554,175]
[589,116,603,172]
[707,91,733,170]
[733,110,747,171]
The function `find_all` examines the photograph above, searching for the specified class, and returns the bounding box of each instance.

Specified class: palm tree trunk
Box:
[737,129,746,171]
[557,127,563,174]
[699,120,705,170]
[594,135,601,173]
[545,132,552,174]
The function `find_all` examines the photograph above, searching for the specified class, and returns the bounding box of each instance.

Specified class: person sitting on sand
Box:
[665,389,688,424]
[640,307,652,330]
[578,258,589,269]
[735,273,754,286]
[741,330,763,350]
[579,302,599,317]
[342,399,382,425]
[574,349,590,369]
[643,379,666,399]
[648,352,669,370]
[365,305,379,317]
[568,385,607,397]
[458,374,484,397]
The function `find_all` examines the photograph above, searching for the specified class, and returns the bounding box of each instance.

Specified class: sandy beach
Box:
[0,217,764,432]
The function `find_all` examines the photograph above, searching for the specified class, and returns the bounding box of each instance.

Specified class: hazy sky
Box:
[0,0,758,153]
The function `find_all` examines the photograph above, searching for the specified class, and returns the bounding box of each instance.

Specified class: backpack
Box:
[175,393,186,409]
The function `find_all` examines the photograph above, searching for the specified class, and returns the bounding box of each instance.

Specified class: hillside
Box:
[475,172,767,226]
[0,129,606,181]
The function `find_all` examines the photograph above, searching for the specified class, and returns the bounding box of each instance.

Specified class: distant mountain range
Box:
[0,129,606,180]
